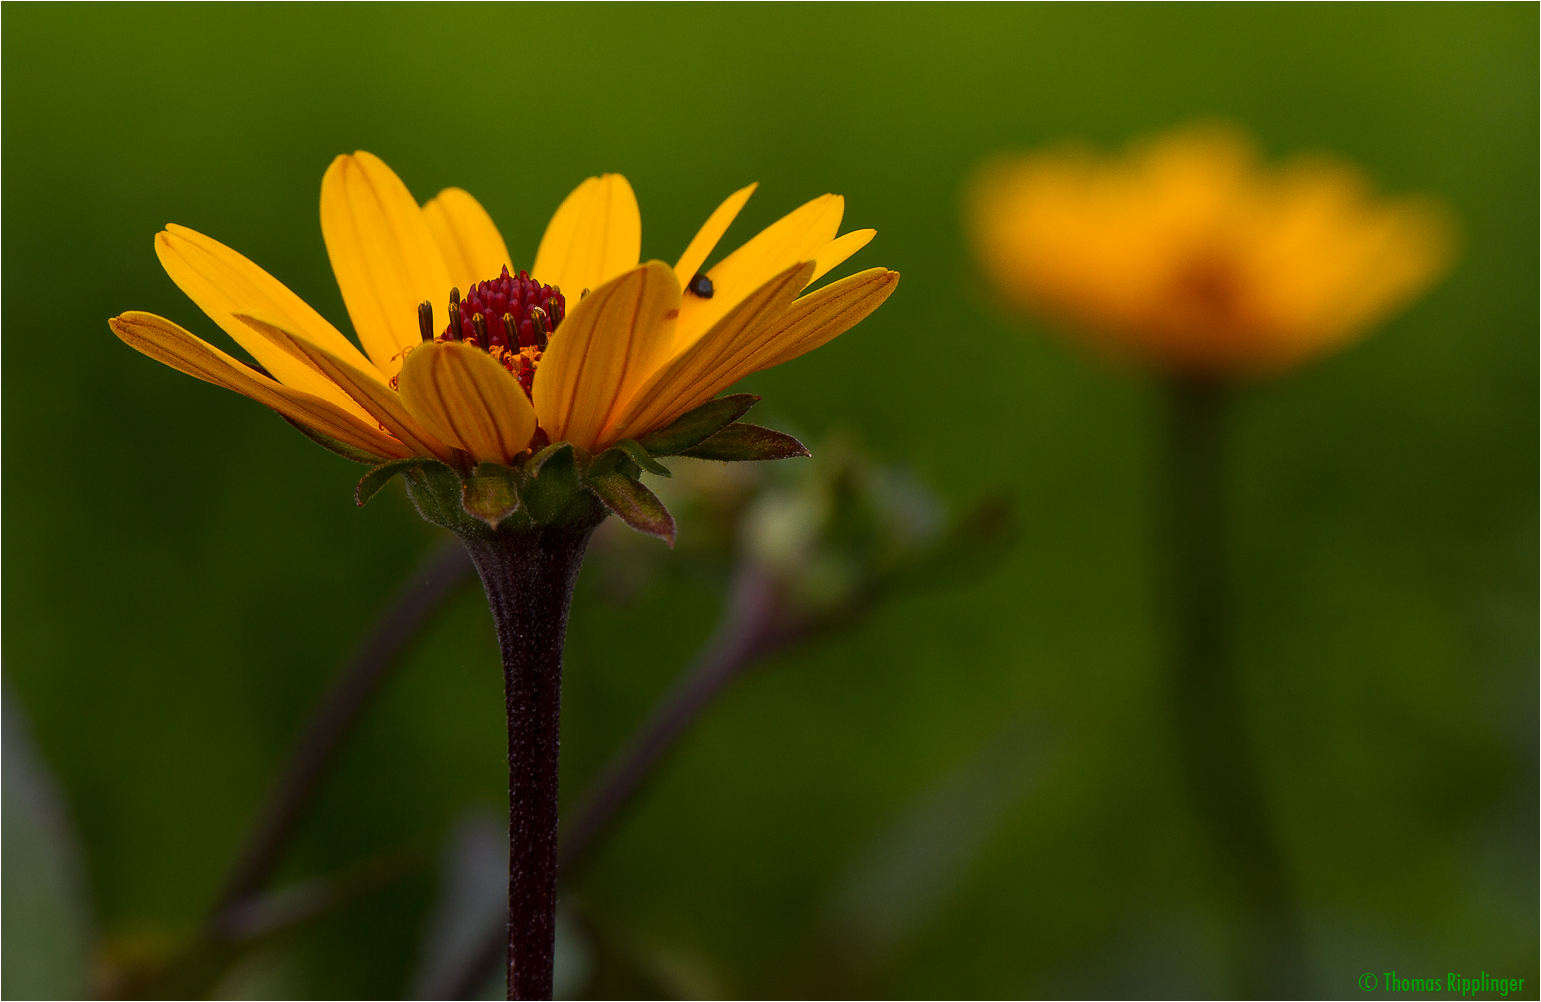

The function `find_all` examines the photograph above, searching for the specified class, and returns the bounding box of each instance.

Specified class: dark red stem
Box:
[461,522,597,1002]
[441,565,796,1000]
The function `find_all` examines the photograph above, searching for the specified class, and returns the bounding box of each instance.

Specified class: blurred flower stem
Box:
[559,564,793,875]
[113,843,433,999]
[1159,378,1308,998]
[564,462,1014,877]
[102,537,474,996]
[209,535,474,925]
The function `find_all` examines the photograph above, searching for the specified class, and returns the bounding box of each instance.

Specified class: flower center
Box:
[446,266,567,350]
[411,267,567,396]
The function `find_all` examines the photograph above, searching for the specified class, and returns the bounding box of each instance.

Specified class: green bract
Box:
[341,394,809,546]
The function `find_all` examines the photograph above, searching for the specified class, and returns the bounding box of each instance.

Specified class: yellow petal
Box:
[109,311,409,459]
[321,151,452,375]
[739,267,900,373]
[604,262,813,445]
[234,313,453,462]
[530,174,641,300]
[423,187,512,294]
[155,226,376,411]
[397,341,536,465]
[674,193,845,348]
[532,261,679,452]
[810,228,875,283]
[673,183,757,288]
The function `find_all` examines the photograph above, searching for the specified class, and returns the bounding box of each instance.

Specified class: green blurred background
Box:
[3,3,1536,998]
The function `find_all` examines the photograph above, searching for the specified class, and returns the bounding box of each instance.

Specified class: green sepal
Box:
[356,457,438,507]
[402,462,480,536]
[612,439,671,477]
[585,444,640,481]
[280,414,380,465]
[460,462,522,530]
[521,442,587,526]
[635,393,759,456]
[679,423,810,462]
[585,471,677,546]
[527,440,576,478]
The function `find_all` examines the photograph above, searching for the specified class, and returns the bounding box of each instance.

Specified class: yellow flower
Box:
[967,123,1454,378]
[112,152,897,466]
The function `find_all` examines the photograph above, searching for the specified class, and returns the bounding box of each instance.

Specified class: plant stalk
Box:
[440,564,796,1000]
[559,565,787,875]
[210,535,473,924]
[1159,377,1309,998]
[461,521,599,1002]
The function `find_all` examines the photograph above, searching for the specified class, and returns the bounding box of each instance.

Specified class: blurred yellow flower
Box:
[967,123,1454,378]
[112,152,896,465]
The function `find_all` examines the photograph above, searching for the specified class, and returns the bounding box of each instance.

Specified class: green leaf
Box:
[280,414,381,465]
[355,458,432,507]
[459,462,521,530]
[521,442,586,525]
[636,393,759,456]
[678,423,811,462]
[613,439,671,477]
[586,471,676,546]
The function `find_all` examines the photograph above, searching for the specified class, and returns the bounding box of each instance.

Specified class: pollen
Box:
[494,343,543,396]
[388,339,543,399]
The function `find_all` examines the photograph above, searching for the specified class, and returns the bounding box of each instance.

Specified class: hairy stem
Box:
[461,521,599,1002]
[1160,378,1308,997]
[442,565,793,1000]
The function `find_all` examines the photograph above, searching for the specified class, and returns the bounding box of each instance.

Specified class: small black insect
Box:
[686,272,714,298]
